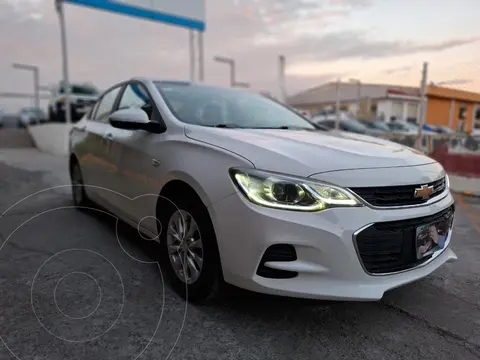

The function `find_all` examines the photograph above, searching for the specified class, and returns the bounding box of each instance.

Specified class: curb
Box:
[452,190,480,198]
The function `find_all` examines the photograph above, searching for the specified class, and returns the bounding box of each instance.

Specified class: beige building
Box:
[287,82,422,122]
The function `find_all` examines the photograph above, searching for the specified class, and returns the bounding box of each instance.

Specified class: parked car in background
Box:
[69,78,456,303]
[407,122,437,134]
[356,119,390,132]
[387,121,414,134]
[48,82,100,123]
[312,117,387,136]
[17,107,47,127]
[471,122,480,136]
[432,125,456,134]
[387,122,436,135]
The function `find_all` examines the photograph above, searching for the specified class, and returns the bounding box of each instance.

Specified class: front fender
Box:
[157,140,254,208]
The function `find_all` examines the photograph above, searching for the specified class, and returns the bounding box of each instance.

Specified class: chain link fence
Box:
[377,131,480,178]
[377,132,480,155]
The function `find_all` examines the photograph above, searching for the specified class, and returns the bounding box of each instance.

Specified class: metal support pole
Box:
[189,30,196,82]
[197,31,204,82]
[56,0,72,126]
[335,79,340,130]
[356,81,361,118]
[33,67,40,109]
[12,63,40,108]
[417,62,428,148]
[229,62,235,88]
[213,56,236,87]
[278,55,287,103]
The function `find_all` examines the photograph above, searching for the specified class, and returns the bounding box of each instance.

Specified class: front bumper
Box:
[209,190,456,301]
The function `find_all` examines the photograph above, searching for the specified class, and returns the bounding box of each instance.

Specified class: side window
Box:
[118,82,153,120]
[88,101,99,119]
[94,86,121,122]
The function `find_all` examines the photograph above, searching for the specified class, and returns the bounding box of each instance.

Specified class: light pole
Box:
[335,79,341,130]
[12,63,40,109]
[55,0,72,126]
[189,30,196,82]
[349,78,361,118]
[279,55,287,103]
[417,62,428,146]
[213,56,236,87]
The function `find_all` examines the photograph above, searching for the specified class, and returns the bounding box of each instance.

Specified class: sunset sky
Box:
[0,0,479,111]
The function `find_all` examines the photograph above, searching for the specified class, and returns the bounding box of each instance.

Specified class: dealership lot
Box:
[0,148,479,360]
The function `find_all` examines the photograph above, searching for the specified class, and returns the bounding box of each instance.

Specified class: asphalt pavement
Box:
[0,148,480,360]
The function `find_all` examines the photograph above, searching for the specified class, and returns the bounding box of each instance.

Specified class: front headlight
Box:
[445,174,450,190]
[229,168,362,212]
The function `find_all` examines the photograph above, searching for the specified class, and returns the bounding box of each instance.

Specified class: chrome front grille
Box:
[350,177,446,207]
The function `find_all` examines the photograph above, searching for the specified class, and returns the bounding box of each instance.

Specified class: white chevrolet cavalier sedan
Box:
[69,78,457,303]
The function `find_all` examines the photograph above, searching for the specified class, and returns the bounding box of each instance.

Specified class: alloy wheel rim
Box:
[166,210,204,284]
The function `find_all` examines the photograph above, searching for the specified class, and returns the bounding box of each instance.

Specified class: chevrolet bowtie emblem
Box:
[414,184,434,200]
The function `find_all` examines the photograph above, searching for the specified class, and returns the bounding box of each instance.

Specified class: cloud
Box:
[265,32,480,63]
[431,79,473,86]
[0,0,478,109]
[383,65,414,75]
[327,0,374,7]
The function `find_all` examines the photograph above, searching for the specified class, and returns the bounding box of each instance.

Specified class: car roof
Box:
[131,77,255,93]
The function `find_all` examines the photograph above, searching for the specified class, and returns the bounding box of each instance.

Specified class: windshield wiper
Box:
[213,123,241,128]
[253,126,291,129]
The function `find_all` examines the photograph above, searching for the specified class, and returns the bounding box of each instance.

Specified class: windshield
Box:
[342,119,369,132]
[389,122,410,131]
[358,120,389,131]
[371,122,390,131]
[155,82,317,130]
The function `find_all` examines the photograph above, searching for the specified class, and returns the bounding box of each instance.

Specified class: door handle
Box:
[104,133,113,140]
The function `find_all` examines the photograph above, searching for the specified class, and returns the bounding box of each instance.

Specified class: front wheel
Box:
[157,195,223,303]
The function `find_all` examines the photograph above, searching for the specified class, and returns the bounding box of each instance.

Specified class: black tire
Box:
[156,195,223,304]
[70,161,90,208]
[57,109,66,123]
[48,107,57,122]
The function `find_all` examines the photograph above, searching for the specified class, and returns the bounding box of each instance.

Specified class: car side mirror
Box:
[109,108,166,134]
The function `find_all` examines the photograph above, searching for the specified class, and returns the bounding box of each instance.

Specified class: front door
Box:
[106,81,166,235]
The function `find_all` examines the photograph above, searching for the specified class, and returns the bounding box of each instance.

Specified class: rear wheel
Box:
[157,195,223,303]
[70,161,90,207]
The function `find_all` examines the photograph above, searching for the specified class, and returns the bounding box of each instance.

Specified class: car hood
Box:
[185,127,436,177]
